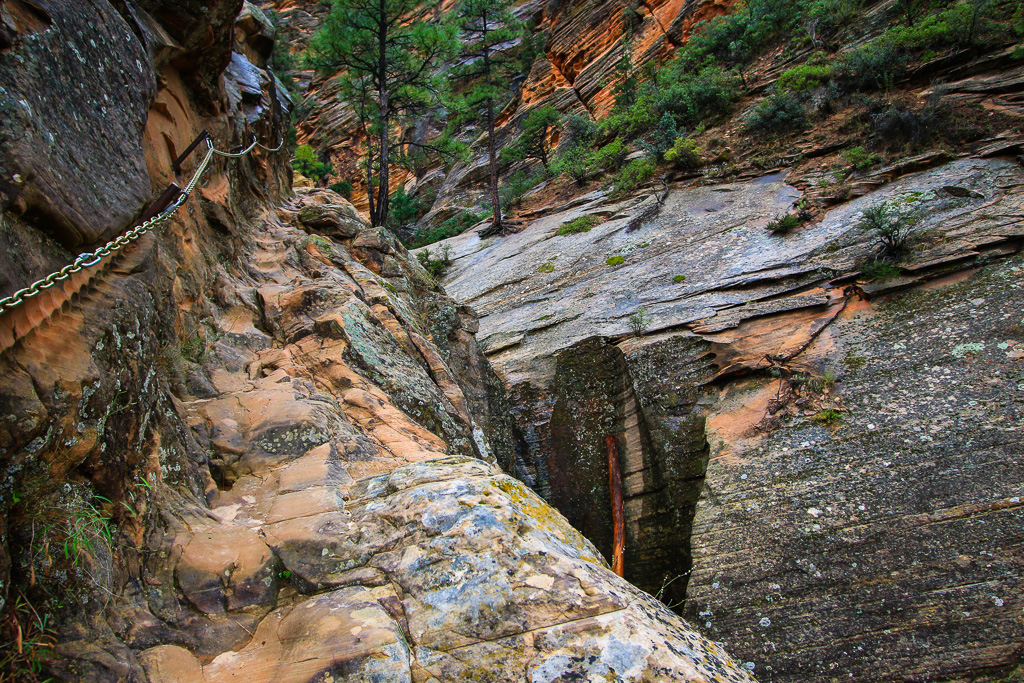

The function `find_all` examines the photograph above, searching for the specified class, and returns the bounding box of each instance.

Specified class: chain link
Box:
[255,135,284,153]
[0,134,272,317]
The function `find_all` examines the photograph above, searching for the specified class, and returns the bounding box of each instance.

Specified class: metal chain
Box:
[209,137,258,158]
[0,132,272,317]
[255,135,284,153]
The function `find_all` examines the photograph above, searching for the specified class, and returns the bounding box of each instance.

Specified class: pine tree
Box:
[306,0,452,227]
[449,0,522,235]
[499,105,561,169]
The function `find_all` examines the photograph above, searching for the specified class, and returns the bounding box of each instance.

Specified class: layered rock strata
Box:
[0,1,756,680]
[432,156,1024,680]
[135,188,754,682]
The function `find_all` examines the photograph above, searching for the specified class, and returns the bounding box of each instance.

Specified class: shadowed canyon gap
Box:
[0,0,1022,681]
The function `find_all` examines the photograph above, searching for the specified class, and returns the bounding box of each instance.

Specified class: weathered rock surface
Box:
[687,251,1024,682]
[0,3,757,680]
[429,156,1024,680]
[145,452,756,682]
[0,0,156,249]
[142,189,750,681]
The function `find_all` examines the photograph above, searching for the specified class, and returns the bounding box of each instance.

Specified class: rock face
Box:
[0,0,156,248]
[431,156,1024,679]
[135,187,751,682]
[0,2,756,681]
[270,0,738,218]
[686,252,1024,682]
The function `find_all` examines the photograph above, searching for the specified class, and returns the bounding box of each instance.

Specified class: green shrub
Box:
[590,139,628,172]
[558,215,602,235]
[744,91,808,135]
[599,93,659,141]
[643,112,679,159]
[859,258,902,279]
[777,64,833,92]
[500,105,562,168]
[663,137,703,169]
[180,331,207,364]
[836,40,903,91]
[806,0,862,37]
[564,113,599,148]
[416,244,452,278]
[884,2,1005,50]
[766,213,802,234]
[812,408,843,425]
[842,146,882,170]
[870,104,938,149]
[654,66,739,129]
[668,0,810,75]
[292,144,334,183]
[836,2,1011,92]
[549,113,601,185]
[388,188,430,228]
[500,170,545,208]
[409,209,486,248]
[628,306,651,335]
[807,369,837,393]
[329,180,353,198]
[537,262,555,273]
[612,157,656,196]
[599,65,737,145]
[606,255,625,266]
[673,274,686,283]
[550,144,595,185]
[859,203,918,256]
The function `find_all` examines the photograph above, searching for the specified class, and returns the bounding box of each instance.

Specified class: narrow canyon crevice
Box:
[533,333,717,610]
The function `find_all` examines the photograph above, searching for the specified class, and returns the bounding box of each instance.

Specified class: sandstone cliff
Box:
[430,156,1024,680]
[0,1,756,681]
[270,0,743,221]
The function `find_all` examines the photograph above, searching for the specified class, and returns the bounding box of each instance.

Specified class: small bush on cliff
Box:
[612,157,656,197]
[409,209,486,248]
[564,113,600,148]
[859,258,902,280]
[836,2,1014,92]
[777,63,833,92]
[500,169,545,208]
[500,105,561,169]
[859,202,919,256]
[805,0,862,42]
[767,213,802,235]
[654,66,739,129]
[180,330,208,364]
[329,180,354,199]
[388,188,431,228]
[836,40,903,91]
[550,114,600,185]
[870,104,941,149]
[663,137,703,169]
[744,91,808,135]
[590,138,629,173]
[557,215,601,235]
[628,306,651,335]
[550,145,594,185]
[416,244,453,278]
[812,408,843,425]
[842,146,881,171]
[292,144,334,184]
